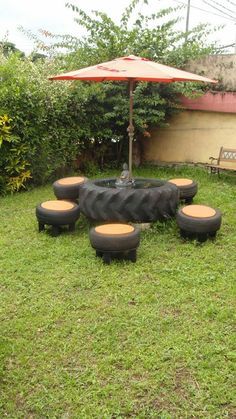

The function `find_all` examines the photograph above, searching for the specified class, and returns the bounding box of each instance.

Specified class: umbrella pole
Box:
[127,79,134,180]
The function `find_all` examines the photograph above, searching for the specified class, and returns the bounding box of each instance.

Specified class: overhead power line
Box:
[202,0,236,15]
[216,43,236,49]
[225,0,236,8]
[201,0,236,21]
[173,0,236,22]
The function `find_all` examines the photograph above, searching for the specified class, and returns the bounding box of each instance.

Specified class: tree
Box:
[0,41,25,58]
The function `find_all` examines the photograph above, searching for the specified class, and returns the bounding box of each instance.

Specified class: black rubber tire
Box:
[89,226,140,252]
[36,203,80,226]
[53,177,88,201]
[80,178,179,222]
[176,207,222,234]
[168,180,198,201]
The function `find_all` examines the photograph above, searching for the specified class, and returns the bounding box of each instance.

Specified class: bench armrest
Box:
[209,156,218,164]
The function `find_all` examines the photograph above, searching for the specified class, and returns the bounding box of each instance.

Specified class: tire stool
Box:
[177,204,222,242]
[36,200,80,236]
[168,178,198,204]
[89,224,140,264]
[53,176,88,202]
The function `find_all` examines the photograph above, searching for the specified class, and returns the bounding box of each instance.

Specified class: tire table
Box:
[176,204,222,242]
[168,178,198,204]
[80,178,179,222]
[36,200,80,236]
[89,223,140,264]
[53,176,88,202]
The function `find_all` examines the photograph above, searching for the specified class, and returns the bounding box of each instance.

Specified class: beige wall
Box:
[142,110,236,164]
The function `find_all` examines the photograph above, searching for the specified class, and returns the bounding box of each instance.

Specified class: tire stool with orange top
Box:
[177,204,222,242]
[53,176,88,202]
[168,178,198,204]
[36,200,80,236]
[89,223,140,264]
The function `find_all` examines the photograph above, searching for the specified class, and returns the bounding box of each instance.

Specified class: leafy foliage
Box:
[0,53,90,187]
[0,41,25,58]
[0,1,217,193]
[0,115,31,193]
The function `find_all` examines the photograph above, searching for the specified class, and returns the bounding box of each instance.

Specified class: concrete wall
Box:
[181,92,236,113]
[142,110,236,164]
[186,54,236,91]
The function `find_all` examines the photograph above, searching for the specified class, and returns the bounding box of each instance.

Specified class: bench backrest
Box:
[218,147,236,164]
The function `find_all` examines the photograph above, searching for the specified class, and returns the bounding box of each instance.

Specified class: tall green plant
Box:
[0,53,90,188]
[0,115,31,193]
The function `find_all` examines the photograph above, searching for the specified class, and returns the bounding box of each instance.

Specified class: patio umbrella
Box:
[49,55,217,179]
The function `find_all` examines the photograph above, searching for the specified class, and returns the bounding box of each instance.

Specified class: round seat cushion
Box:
[177,204,222,235]
[53,176,88,200]
[95,224,135,235]
[168,178,198,202]
[41,200,75,211]
[36,200,80,226]
[57,177,85,185]
[169,178,193,187]
[89,223,140,251]
[182,204,216,218]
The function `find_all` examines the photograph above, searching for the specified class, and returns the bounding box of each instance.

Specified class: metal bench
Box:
[208,147,236,175]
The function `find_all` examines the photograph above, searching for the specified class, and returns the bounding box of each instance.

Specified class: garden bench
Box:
[208,147,236,174]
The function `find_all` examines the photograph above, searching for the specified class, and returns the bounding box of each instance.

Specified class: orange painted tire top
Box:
[57,177,85,185]
[95,224,134,235]
[41,200,75,211]
[182,204,216,218]
[169,178,193,186]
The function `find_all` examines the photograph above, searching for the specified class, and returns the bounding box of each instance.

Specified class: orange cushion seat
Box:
[89,223,140,263]
[176,203,222,242]
[41,200,75,211]
[182,205,216,218]
[36,200,80,236]
[168,178,198,204]
[169,178,193,187]
[53,176,88,201]
[57,176,86,185]
[95,224,134,235]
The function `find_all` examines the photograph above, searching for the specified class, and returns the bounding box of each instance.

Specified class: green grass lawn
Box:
[0,166,235,418]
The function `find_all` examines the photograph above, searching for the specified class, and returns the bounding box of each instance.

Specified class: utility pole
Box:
[185,0,191,42]
[235,24,236,54]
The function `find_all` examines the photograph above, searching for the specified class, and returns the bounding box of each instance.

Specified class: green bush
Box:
[0,53,89,188]
[0,114,31,193]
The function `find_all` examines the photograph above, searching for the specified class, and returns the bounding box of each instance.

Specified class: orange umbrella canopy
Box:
[49,54,216,83]
[49,55,217,179]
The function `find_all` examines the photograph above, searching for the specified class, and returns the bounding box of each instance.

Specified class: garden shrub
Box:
[0,53,89,189]
[0,114,31,193]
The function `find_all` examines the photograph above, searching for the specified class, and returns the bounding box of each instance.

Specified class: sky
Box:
[0,0,235,55]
